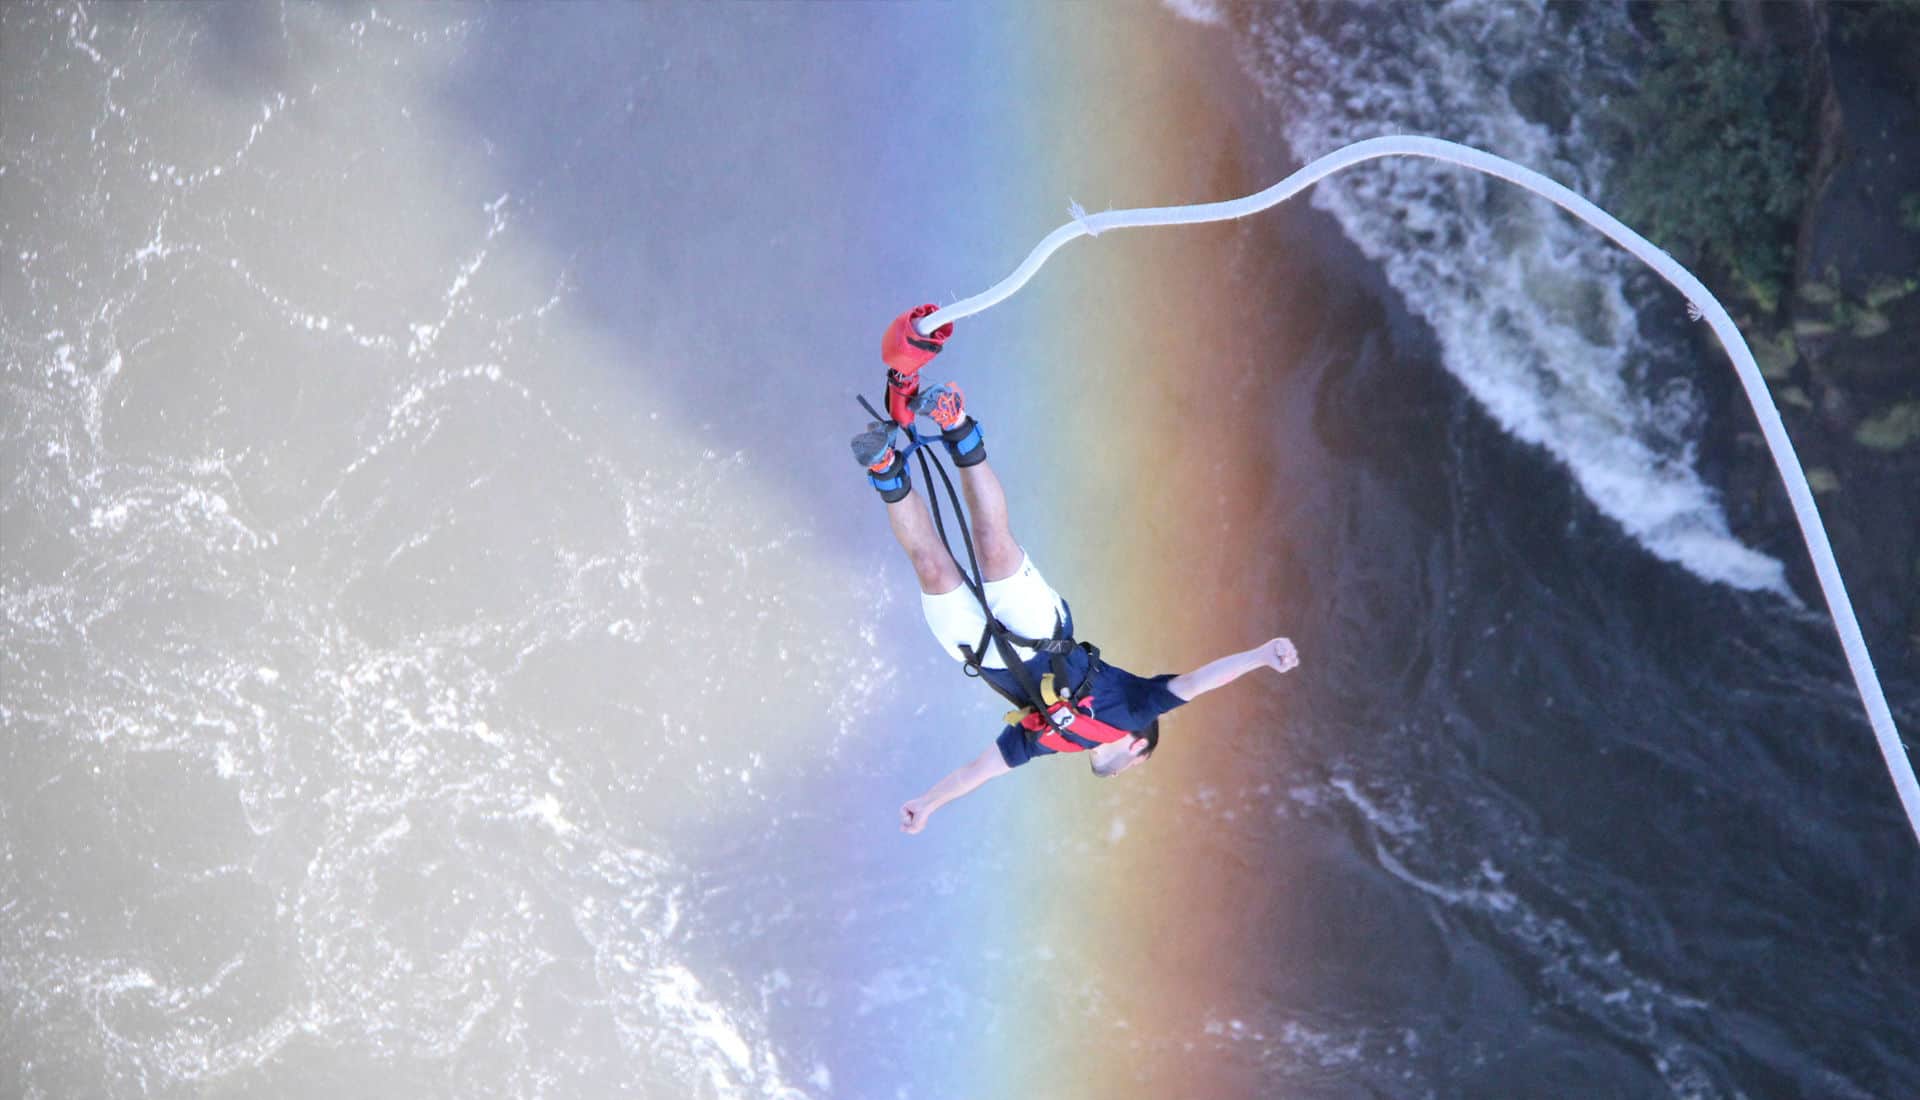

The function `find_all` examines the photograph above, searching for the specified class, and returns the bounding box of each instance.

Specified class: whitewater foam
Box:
[1174,0,1787,593]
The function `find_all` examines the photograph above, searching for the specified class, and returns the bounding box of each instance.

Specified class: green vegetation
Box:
[1749,328,1798,379]
[1794,270,1916,344]
[1864,274,1919,310]
[1853,401,1920,451]
[1604,3,1809,315]
[1900,193,1920,234]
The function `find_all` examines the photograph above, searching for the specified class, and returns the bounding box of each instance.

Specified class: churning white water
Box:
[2,6,925,1096]
[1173,0,1788,593]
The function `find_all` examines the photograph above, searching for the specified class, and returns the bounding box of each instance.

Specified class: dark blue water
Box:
[1192,8,1920,1091]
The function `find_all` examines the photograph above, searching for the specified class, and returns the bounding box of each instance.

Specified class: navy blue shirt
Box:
[993,662,1186,768]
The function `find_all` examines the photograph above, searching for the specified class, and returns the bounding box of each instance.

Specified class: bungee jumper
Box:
[842,135,1918,847]
[857,305,1301,835]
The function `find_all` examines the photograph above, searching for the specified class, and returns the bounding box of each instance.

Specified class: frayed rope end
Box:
[1068,198,1103,237]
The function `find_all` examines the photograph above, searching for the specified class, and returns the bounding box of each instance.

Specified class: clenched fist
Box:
[1263,637,1300,674]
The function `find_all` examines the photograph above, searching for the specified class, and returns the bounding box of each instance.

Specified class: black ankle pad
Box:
[943,420,987,468]
[868,453,912,503]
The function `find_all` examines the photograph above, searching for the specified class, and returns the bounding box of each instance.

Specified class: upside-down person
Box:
[855,305,1301,835]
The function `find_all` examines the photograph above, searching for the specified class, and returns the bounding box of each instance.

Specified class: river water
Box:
[1180,1,1920,1096]
[5,3,1917,1098]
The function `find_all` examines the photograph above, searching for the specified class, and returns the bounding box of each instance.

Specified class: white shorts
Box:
[921,553,1068,669]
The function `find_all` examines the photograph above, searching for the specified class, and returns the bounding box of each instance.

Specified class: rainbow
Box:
[924,10,1313,1095]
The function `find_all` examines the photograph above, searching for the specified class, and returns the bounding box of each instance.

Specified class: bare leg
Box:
[956,458,1024,582]
[885,488,966,595]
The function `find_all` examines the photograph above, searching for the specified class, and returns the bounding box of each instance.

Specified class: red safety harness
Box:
[1003,673,1134,755]
[952,599,1137,754]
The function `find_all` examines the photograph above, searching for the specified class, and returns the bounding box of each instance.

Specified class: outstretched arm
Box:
[1167,637,1300,702]
[900,744,1012,835]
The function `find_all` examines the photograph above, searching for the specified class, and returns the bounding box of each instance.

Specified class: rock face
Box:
[1794,9,1920,392]
[1732,3,1920,666]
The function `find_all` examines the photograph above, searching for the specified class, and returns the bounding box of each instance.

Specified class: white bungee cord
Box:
[915,135,1919,846]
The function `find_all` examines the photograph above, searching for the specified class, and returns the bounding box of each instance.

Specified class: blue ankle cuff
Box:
[868,462,911,503]
[943,421,986,467]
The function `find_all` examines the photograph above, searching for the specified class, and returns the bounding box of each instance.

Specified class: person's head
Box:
[1088,719,1160,778]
